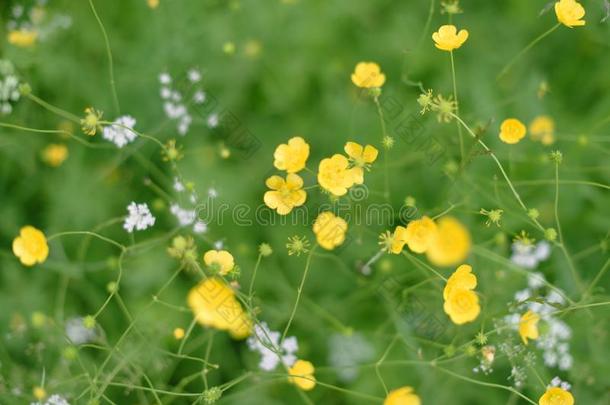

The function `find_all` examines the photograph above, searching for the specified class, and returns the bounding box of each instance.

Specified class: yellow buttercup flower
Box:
[317,154,357,196]
[33,386,47,401]
[12,226,49,266]
[530,115,555,145]
[555,0,585,28]
[8,29,38,47]
[351,62,386,89]
[264,174,307,215]
[426,216,471,267]
[384,386,421,405]
[499,118,527,144]
[443,264,477,300]
[313,211,348,250]
[389,226,408,254]
[287,359,316,391]
[539,387,574,405]
[173,327,185,340]
[404,216,438,254]
[147,0,160,8]
[41,144,69,167]
[432,25,469,51]
[203,250,235,275]
[344,142,378,184]
[443,288,480,325]
[187,277,251,339]
[519,310,540,345]
[274,136,310,173]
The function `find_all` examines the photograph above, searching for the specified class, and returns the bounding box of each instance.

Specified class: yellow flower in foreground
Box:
[8,29,38,47]
[288,360,316,391]
[443,264,477,300]
[404,216,438,254]
[351,62,386,89]
[444,288,480,325]
[426,216,471,267]
[12,226,49,266]
[187,277,251,339]
[274,136,310,173]
[499,118,527,144]
[384,386,421,405]
[555,0,585,28]
[344,142,378,184]
[203,250,235,275]
[530,115,556,145]
[539,387,574,405]
[519,310,540,345]
[264,174,307,215]
[313,211,348,250]
[432,25,469,51]
[41,144,69,167]
[317,154,357,196]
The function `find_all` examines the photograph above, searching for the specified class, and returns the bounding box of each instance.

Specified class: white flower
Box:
[188,68,202,83]
[65,317,98,345]
[510,241,552,269]
[213,240,224,250]
[159,72,171,84]
[208,188,218,198]
[102,115,137,148]
[160,87,171,99]
[247,322,299,371]
[193,220,208,234]
[527,272,546,289]
[193,90,206,104]
[173,178,185,192]
[207,113,219,128]
[170,203,196,226]
[31,394,71,405]
[328,333,375,381]
[123,202,156,232]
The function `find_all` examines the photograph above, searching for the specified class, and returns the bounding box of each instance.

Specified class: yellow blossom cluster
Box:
[443,264,480,324]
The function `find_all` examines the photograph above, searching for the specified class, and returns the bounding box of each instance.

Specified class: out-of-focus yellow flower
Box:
[519,310,540,345]
[12,226,49,266]
[443,287,480,324]
[499,118,527,144]
[426,216,471,267]
[530,115,555,145]
[384,386,421,405]
[187,277,251,339]
[147,0,160,8]
[432,25,468,51]
[8,29,38,47]
[539,387,574,405]
[443,264,477,300]
[344,142,378,184]
[317,154,357,196]
[274,136,310,173]
[203,250,235,275]
[173,327,185,340]
[555,0,585,28]
[287,359,316,391]
[313,212,348,250]
[41,144,68,167]
[33,386,46,401]
[264,174,307,215]
[351,62,386,89]
[389,226,408,254]
[404,216,438,254]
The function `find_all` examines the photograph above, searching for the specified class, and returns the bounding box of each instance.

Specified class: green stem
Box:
[450,50,464,161]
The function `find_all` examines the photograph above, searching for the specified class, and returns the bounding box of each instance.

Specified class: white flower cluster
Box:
[102,115,137,148]
[65,317,98,345]
[8,2,72,41]
[549,376,572,391]
[510,240,551,269]
[31,395,70,405]
[247,322,298,371]
[123,202,156,233]
[504,272,573,370]
[327,333,375,381]
[0,60,21,115]
[159,68,208,135]
[170,178,208,234]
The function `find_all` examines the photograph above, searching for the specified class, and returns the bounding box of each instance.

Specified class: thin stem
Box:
[373,96,391,201]
[450,50,464,161]
[248,253,263,303]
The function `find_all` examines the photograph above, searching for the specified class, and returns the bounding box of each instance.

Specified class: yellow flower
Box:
[187,277,251,339]
[530,115,555,145]
[264,174,307,215]
[443,288,480,325]
[351,62,386,89]
[147,0,160,8]
[287,359,316,391]
[426,216,471,267]
[443,264,477,300]
[274,136,310,173]
[499,118,527,144]
[41,144,69,167]
[344,142,378,184]
[313,211,348,250]
[8,29,38,47]
[173,327,185,340]
[384,386,421,405]
[203,250,235,275]
[519,310,540,345]
[404,216,438,254]
[555,0,585,28]
[539,387,574,405]
[33,386,46,401]
[12,226,49,266]
[317,154,357,196]
[432,25,469,51]
[389,226,408,254]
[81,107,103,136]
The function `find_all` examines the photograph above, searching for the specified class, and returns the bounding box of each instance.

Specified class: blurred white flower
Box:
[207,113,219,128]
[247,322,298,371]
[193,90,206,104]
[328,333,375,381]
[170,203,196,226]
[102,115,137,148]
[31,394,71,405]
[159,72,171,84]
[510,241,551,269]
[188,68,202,83]
[65,317,97,345]
[193,220,208,234]
[123,202,155,232]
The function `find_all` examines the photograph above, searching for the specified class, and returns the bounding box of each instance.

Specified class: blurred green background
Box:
[1,0,609,404]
